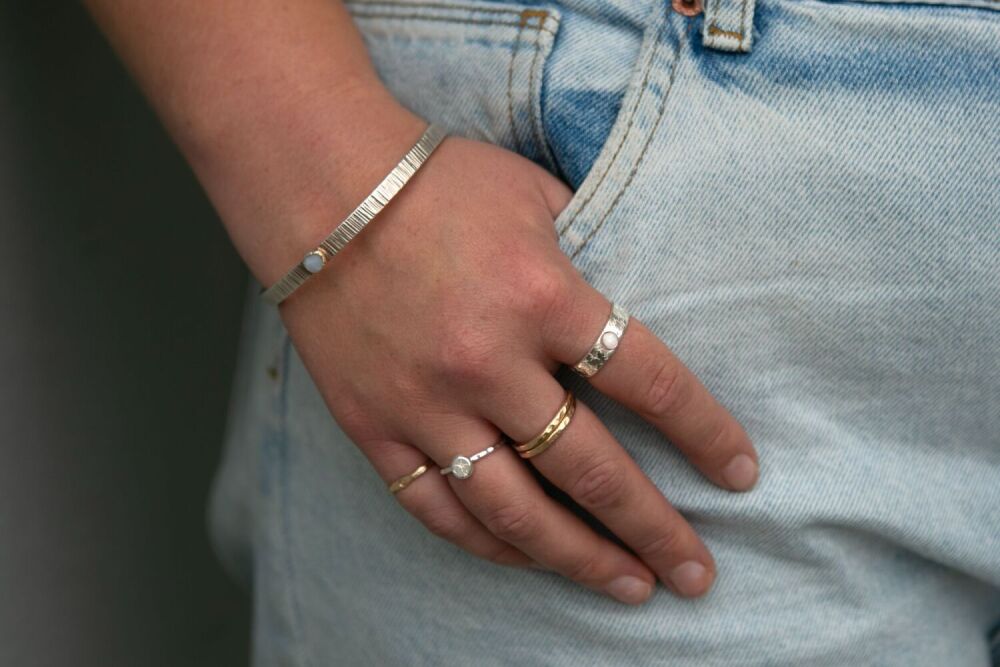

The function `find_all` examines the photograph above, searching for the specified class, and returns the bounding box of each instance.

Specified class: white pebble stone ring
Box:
[440,436,507,480]
[572,303,630,378]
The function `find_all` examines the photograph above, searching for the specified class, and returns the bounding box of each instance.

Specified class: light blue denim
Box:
[209,0,1000,664]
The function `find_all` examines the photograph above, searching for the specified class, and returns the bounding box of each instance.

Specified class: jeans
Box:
[209,0,1000,663]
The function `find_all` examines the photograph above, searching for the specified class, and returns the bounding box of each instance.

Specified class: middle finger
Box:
[476,366,717,598]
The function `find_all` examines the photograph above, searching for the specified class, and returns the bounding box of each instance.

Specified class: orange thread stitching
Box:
[707,24,743,42]
[569,26,682,261]
[708,0,724,32]
[519,9,550,24]
[556,11,665,239]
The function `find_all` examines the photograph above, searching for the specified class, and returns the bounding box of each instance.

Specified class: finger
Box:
[476,370,716,598]
[411,418,657,605]
[543,285,759,492]
[363,439,532,568]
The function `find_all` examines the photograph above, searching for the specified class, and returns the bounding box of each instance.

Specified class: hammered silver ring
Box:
[572,303,630,378]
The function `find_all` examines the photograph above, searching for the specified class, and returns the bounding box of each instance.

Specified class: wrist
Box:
[183,77,428,286]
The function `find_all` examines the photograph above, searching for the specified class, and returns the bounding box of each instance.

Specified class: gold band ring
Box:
[517,391,576,459]
[514,391,575,452]
[388,463,431,494]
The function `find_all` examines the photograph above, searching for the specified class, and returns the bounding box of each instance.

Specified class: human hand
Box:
[278,127,759,605]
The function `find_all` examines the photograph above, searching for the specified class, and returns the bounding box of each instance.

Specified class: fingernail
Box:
[669,561,709,597]
[606,576,653,605]
[722,454,758,491]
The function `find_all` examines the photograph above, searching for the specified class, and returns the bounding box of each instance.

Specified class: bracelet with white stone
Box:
[572,303,630,378]
[260,123,448,306]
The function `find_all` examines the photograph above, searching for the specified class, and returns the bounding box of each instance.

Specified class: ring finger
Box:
[408,416,658,605]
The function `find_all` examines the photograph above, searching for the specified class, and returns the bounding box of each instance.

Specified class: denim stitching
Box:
[739,0,750,43]
[506,14,527,155]
[707,0,724,38]
[706,0,753,46]
[276,333,309,666]
[525,12,561,172]
[348,11,557,35]
[707,24,743,41]
[569,26,683,262]
[556,13,665,239]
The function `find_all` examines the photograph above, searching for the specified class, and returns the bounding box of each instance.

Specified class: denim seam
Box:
[555,12,665,240]
[276,333,309,666]
[506,15,527,155]
[568,27,683,261]
[525,12,562,174]
[347,11,558,35]
[706,0,725,42]
[711,0,723,30]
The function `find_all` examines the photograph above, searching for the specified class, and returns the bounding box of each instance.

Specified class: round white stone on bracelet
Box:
[260,123,448,306]
[302,249,328,274]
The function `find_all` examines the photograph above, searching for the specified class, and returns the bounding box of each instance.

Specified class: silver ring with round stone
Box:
[440,436,506,480]
[572,303,630,378]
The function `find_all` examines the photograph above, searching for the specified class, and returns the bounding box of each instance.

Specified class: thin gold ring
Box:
[514,391,575,452]
[521,399,575,459]
[517,391,576,459]
[388,463,431,495]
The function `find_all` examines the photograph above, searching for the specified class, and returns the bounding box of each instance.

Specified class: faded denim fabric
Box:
[208,0,1000,664]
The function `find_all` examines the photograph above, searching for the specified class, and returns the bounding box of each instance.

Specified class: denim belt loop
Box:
[701,0,757,53]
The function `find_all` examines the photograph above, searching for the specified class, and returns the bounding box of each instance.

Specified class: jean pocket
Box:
[345,0,562,171]
[550,3,683,265]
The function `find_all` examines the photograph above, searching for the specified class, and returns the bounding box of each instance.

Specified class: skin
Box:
[85,0,759,605]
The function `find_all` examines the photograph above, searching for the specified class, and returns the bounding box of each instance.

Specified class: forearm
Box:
[84,0,425,283]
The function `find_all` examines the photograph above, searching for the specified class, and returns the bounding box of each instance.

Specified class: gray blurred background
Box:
[1,3,251,665]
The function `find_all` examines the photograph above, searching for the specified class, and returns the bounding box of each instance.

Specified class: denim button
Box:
[672,0,703,17]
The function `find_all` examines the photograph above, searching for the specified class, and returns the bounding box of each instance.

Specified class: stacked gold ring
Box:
[388,463,431,494]
[516,391,576,459]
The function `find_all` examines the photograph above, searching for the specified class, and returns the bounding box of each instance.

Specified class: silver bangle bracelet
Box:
[261,122,448,306]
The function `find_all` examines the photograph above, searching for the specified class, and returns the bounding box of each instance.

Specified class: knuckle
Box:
[419,505,469,543]
[701,420,734,463]
[635,527,686,562]
[484,500,540,543]
[640,358,691,420]
[436,328,498,386]
[330,398,374,439]
[569,456,629,511]
[512,266,570,320]
[486,544,526,567]
[564,554,603,584]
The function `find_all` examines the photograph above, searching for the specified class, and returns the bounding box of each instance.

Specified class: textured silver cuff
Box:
[261,123,448,305]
